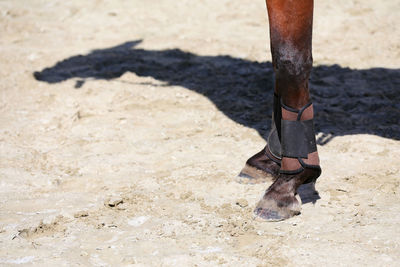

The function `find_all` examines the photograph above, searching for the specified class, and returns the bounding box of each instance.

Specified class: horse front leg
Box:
[252,0,321,221]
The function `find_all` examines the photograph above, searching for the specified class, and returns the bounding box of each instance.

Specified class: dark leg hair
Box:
[267,0,313,108]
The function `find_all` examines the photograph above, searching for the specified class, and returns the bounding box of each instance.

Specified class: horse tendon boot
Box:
[254,101,321,221]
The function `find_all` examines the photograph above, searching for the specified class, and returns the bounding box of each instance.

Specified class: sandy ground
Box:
[1,0,400,266]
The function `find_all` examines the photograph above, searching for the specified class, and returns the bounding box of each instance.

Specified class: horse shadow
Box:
[33,40,400,143]
[33,40,400,203]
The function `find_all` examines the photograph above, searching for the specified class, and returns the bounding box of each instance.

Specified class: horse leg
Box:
[237,0,315,184]
[236,93,281,183]
[254,0,321,221]
[236,141,280,184]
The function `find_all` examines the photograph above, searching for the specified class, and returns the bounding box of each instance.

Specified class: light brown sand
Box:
[1,0,399,266]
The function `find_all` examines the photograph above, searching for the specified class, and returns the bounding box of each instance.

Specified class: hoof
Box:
[235,164,275,184]
[253,208,288,222]
[254,194,301,222]
[236,146,280,185]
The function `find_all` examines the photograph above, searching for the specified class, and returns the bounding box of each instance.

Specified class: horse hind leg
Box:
[236,93,281,184]
[236,145,281,184]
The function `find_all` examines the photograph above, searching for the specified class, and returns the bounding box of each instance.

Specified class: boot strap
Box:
[280,101,317,159]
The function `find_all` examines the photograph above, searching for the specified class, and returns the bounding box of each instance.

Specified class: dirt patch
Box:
[1,0,399,266]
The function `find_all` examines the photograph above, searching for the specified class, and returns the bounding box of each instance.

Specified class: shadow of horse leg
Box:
[297,182,321,204]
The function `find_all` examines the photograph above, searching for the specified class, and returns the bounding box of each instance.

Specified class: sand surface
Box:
[1,0,399,266]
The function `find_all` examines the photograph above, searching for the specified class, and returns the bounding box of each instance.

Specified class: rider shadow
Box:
[33,40,400,204]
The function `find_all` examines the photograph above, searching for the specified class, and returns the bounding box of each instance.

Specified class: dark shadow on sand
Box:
[34,40,400,143]
[297,183,321,204]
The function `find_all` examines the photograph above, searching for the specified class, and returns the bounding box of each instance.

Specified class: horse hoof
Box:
[253,194,301,222]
